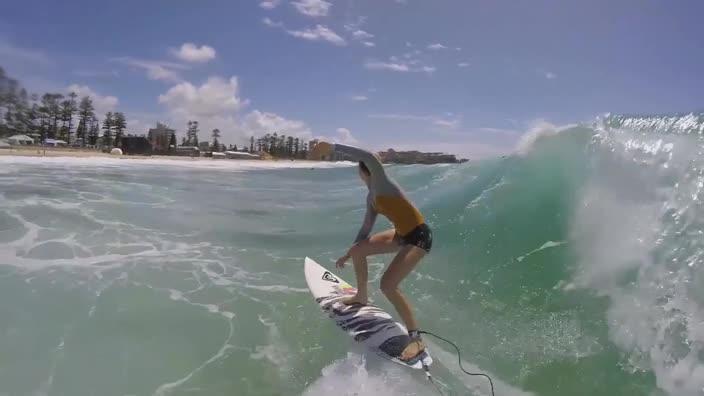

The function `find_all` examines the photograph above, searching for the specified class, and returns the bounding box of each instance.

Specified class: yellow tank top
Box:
[374,195,425,236]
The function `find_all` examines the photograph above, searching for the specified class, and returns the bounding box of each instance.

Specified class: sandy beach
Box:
[1,146,275,162]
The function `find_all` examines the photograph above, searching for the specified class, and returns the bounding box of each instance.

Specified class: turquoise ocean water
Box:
[2,114,704,396]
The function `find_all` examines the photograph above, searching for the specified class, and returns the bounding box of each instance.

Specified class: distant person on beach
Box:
[316,142,433,363]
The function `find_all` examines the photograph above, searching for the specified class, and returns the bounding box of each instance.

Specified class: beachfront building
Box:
[7,134,34,145]
[225,151,260,160]
[198,141,211,152]
[121,136,152,155]
[174,146,200,157]
[148,123,176,154]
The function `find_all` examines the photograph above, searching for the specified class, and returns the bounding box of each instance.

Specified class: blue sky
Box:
[1,0,703,157]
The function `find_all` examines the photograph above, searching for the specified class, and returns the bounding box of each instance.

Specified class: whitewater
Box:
[2,113,704,396]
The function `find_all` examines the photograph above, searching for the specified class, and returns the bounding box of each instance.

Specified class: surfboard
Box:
[304,257,433,369]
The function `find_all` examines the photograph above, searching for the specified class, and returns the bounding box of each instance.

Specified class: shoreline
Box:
[0,146,354,170]
[0,146,306,162]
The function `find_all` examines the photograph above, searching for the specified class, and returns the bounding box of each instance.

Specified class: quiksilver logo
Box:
[322,271,339,283]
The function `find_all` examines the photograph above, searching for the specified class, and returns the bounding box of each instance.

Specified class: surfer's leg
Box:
[380,245,427,359]
[342,229,399,305]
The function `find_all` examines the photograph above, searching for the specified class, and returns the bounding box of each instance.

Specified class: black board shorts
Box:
[396,223,433,253]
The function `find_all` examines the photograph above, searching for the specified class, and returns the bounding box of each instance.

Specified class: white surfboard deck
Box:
[304,257,432,369]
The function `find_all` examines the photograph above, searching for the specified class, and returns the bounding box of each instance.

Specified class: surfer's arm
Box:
[334,144,385,179]
[354,194,378,244]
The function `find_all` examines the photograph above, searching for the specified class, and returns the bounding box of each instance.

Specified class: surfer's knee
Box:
[349,243,369,260]
[379,276,398,295]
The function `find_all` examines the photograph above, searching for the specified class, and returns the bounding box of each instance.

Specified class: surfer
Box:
[317,142,433,362]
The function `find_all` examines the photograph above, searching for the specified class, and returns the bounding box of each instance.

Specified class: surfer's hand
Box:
[335,253,350,268]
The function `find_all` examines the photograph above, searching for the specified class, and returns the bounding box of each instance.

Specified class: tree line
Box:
[2,66,314,156]
[248,133,310,159]
[173,122,312,159]
[0,66,127,147]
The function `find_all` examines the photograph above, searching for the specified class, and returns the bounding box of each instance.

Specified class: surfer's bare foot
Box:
[401,339,425,361]
[341,294,368,305]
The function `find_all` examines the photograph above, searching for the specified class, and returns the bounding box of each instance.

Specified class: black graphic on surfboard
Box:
[321,271,339,283]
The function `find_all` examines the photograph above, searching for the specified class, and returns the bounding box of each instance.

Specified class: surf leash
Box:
[420,330,496,396]
[421,362,445,395]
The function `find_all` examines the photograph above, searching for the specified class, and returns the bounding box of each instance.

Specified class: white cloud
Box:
[287,25,346,46]
[545,71,557,79]
[0,39,49,65]
[350,95,368,101]
[259,0,281,9]
[158,76,249,144]
[158,76,247,118]
[243,110,312,140]
[262,17,284,28]
[126,117,156,136]
[364,58,435,74]
[334,128,358,145]
[364,61,410,72]
[155,76,320,145]
[421,66,437,73]
[113,57,187,83]
[363,41,376,47]
[291,0,332,17]
[458,62,470,68]
[427,43,448,50]
[433,119,458,128]
[171,43,216,63]
[351,29,374,40]
[66,84,119,116]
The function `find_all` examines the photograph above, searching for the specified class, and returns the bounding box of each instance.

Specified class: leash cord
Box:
[420,330,496,396]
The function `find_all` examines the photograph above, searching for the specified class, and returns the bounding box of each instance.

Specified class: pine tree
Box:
[250,136,254,152]
[113,112,127,147]
[271,133,278,155]
[286,136,294,158]
[181,136,187,146]
[25,98,40,139]
[169,133,176,151]
[211,128,221,151]
[88,117,100,146]
[59,93,77,144]
[49,93,63,139]
[76,96,95,146]
[40,93,63,139]
[294,138,300,158]
[102,112,114,148]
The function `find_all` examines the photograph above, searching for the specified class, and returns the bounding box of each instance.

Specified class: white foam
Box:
[572,127,704,395]
[516,240,566,262]
[515,120,577,156]
[250,315,291,375]
[302,351,434,396]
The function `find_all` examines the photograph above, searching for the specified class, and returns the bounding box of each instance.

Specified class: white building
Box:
[225,151,260,160]
[7,134,34,145]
